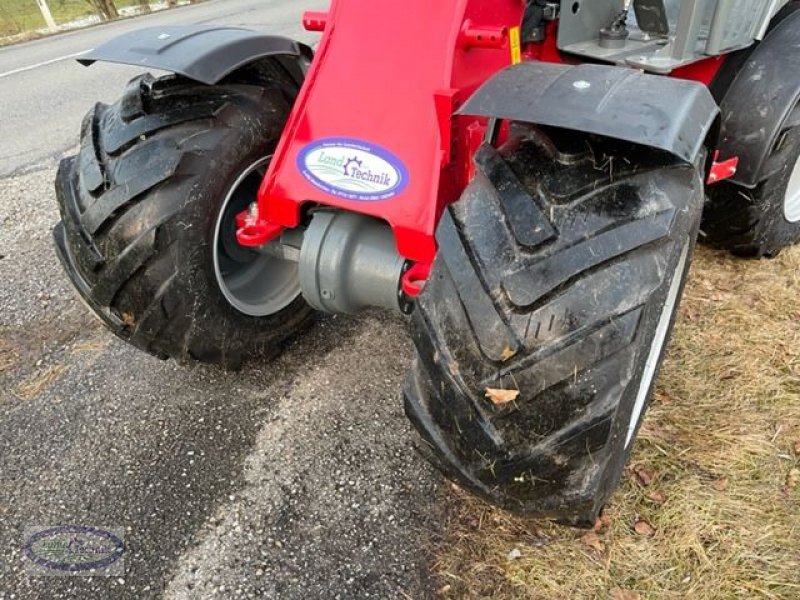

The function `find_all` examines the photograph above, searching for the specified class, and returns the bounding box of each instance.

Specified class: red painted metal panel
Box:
[242,2,726,264]
[671,55,725,86]
[248,0,525,262]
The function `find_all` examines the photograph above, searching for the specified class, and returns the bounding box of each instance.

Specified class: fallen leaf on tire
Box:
[580,531,605,553]
[500,346,517,362]
[121,311,136,327]
[632,465,654,486]
[786,468,800,490]
[485,388,519,405]
[610,588,641,600]
[633,520,655,536]
[645,490,666,505]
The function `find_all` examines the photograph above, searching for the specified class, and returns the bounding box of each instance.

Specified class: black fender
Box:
[77,25,313,87]
[715,10,800,188]
[459,61,718,164]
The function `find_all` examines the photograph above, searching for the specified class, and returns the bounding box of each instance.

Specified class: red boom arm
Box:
[239,0,526,263]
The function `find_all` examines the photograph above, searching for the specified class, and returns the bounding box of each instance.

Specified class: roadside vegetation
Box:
[435,245,800,599]
[0,0,190,41]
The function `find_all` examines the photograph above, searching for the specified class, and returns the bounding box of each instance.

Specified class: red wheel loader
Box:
[54,0,800,523]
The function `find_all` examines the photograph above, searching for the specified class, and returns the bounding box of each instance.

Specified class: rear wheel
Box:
[404,127,703,520]
[702,105,800,257]
[54,71,313,368]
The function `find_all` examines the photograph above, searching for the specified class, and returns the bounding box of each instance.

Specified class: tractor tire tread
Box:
[404,128,702,518]
[54,73,313,367]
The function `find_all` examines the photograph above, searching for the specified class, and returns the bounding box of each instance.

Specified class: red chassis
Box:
[238,0,726,272]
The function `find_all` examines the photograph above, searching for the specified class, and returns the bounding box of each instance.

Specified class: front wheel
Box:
[54,73,313,368]
[404,127,703,521]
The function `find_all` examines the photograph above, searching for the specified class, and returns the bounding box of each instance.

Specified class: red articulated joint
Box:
[302,11,328,32]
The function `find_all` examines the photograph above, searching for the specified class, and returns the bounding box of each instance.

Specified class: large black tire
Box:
[54,70,313,368]
[702,105,800,257]
[404,127,703,521]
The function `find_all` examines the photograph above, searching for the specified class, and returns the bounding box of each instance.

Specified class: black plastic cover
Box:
[78,25,312,86]
[715,11,800,188]
[459,61,719,163]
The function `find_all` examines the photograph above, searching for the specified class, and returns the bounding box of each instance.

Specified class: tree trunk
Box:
[104,0,118,19]
[88,0,118,21]
[138,0,151,13]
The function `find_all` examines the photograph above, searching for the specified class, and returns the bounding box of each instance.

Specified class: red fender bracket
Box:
[707,151,739,185]
[302,11,328,32]
[401,262,432,298]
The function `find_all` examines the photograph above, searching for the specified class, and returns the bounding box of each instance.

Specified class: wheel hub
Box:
[212,157,301,317]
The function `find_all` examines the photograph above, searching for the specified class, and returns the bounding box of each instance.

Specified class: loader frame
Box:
[238,0,726,267]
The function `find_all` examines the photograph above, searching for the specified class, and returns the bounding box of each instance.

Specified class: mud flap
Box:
[77,25,312,86]
[459,61,718,164]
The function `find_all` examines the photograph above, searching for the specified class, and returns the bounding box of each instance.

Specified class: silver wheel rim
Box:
[784,154,800,223]
[625,238,690,448]
[212,157,301,317]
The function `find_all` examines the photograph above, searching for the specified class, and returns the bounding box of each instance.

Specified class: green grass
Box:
[0,0,141,38]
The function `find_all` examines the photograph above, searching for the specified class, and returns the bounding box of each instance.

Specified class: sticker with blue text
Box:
[297,137,409,202]
[23,525,125,576]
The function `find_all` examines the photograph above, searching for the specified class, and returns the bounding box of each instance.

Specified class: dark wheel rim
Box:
[212,157,301,316]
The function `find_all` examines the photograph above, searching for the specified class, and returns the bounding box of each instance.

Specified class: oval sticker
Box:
[24,525,125,572]
[297,137,409,201]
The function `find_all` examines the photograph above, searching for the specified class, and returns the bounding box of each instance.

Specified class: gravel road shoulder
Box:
[0,167,443,599]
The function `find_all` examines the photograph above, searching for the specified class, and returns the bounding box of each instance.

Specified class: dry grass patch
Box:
[70,337,109,354]
[14,364,67,400]
[0,337,16,375]
[434,246,800,600]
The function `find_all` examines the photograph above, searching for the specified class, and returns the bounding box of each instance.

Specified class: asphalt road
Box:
[0,2,443,598]
[0,0,327,179]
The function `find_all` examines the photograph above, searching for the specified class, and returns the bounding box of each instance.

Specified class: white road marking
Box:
[0,50,92,80]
